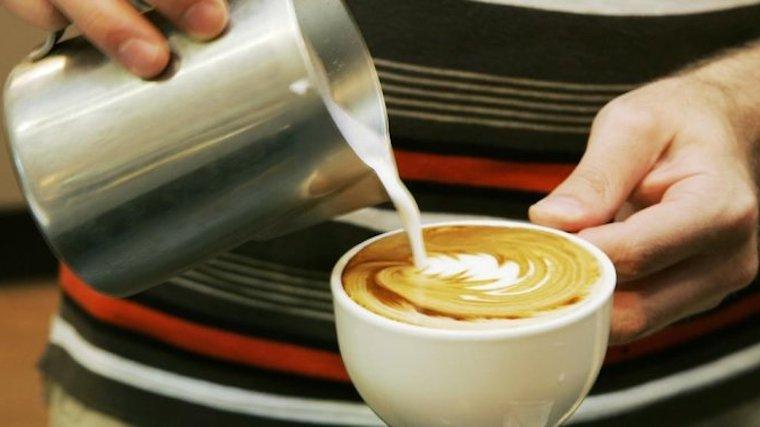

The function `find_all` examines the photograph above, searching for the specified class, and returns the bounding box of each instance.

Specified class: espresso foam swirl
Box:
[343,225,601,328]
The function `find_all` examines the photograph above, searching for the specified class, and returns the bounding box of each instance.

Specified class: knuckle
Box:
[595,97,659,136]
[612,241,651,280]
[37,7,67,30]
[696,295,727,314]
[154,0,191,20]
[731,193,759,232]
[732,255,759,291]
[715,190,759,241]
[74,9,105,34]
[573,166,613,203]
[3,0,67,30]
[611,306,650,345]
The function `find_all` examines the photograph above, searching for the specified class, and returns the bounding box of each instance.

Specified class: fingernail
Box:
[531,195,585,220]
[117,39,165,77]
[182,0,228,39]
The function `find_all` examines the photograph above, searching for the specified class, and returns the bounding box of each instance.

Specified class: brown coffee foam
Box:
[343,225,601,328]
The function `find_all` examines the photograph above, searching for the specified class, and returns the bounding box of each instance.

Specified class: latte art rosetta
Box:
[343,225,601,328]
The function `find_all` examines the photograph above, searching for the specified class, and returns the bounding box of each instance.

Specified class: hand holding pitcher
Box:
[2,0,229,77]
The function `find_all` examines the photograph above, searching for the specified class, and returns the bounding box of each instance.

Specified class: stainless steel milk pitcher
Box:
[3,0,388,296]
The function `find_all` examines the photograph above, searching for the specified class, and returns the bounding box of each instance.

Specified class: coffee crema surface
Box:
[343,225,602,329]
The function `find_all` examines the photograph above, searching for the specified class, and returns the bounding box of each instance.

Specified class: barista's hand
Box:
[1,0,228,78]
[530,75,760,345]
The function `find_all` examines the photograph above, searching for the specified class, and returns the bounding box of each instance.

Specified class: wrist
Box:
[683,53,760,147]
[681,53,760,190]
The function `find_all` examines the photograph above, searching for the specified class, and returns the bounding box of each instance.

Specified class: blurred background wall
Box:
[1,11,58,280]
[1,10,59,427]
[0,11,42,209]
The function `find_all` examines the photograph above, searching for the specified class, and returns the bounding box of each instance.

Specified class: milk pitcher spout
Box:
[3,0,388,296]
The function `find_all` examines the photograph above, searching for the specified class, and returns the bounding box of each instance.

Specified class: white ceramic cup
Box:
[330,220,616,427]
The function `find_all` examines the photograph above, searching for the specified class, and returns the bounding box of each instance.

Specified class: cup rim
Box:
[330,219,616,340]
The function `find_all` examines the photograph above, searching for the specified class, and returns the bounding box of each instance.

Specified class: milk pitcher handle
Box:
[29,0,153,61]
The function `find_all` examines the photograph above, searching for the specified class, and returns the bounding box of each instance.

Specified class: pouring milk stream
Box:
[303,44,429,269]
[305,45,543,291]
